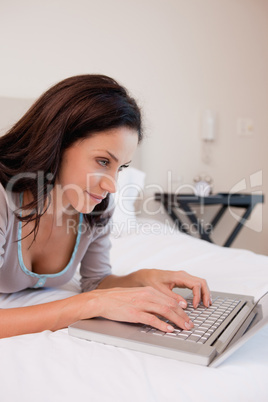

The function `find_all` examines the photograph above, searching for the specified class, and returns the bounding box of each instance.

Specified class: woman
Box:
[0,74,211,338]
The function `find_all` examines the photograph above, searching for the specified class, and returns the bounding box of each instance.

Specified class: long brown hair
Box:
[0,74,143,238]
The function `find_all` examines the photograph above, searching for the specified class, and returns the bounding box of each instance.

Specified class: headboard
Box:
[0,96,35,136]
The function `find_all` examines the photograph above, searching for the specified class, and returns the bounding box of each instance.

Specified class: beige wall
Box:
[0,0,267,255]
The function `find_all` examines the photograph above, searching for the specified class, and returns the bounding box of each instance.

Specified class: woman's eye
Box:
[98,159,129,171]
[118,164,129,172]
[98,159,110,167]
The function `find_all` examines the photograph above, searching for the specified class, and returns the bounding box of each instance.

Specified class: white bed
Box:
[0,216,268,402]
[0,97,268,402]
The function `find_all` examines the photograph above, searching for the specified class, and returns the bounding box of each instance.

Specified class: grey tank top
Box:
[0,183,112,293]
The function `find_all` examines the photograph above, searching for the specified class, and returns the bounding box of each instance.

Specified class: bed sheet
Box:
[110,219,268,301]
[0,219,267,402]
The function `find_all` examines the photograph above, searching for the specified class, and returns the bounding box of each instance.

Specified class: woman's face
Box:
[57,127,139,214]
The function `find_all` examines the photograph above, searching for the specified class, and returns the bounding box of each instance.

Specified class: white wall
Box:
[0,0,267,255]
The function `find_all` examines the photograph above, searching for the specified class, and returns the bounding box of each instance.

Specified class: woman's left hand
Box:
[136,269,212,309]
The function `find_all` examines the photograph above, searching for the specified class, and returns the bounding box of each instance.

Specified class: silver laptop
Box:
[68,289,268,367]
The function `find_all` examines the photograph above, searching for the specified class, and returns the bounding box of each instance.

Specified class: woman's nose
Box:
[100,173,117,194]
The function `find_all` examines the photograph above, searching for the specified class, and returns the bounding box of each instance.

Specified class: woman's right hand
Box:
[0,285,193,339]
[87,286,194,332]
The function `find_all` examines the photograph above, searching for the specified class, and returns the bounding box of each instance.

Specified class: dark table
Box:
[154,193,264,247]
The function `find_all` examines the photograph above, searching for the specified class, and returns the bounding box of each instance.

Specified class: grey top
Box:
[0,183,113,294]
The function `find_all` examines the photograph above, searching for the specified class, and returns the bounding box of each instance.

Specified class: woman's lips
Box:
[87,192,105,203]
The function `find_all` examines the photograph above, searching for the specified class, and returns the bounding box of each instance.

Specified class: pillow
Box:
[111,167,146,237]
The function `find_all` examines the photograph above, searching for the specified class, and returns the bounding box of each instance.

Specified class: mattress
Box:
[0,218,267,402]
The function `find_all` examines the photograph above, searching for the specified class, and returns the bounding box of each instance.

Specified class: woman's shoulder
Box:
[0,182,19,221]
[0,182,8,206]
[0,183,10,228]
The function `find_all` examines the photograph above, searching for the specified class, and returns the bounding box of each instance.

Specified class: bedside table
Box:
[154,193,264,247]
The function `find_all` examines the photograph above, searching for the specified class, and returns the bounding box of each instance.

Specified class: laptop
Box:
[68,289,268,367]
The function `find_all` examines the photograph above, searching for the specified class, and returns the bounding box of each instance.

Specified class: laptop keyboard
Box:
[141,296,241,344]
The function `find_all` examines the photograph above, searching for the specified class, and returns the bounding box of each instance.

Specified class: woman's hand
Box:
[89,286,195,333]
[135,269,212,309]
[90,269,211,334]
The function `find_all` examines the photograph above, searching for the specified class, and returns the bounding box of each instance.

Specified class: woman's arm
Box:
[0,273,202,339]
[0,285,189,338]
[0,292,97,338]
[96,271,142,289]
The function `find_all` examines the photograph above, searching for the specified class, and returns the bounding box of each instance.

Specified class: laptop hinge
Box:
[213,302,255,354]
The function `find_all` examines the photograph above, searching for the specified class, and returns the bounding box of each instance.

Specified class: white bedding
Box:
[1,219,268,402]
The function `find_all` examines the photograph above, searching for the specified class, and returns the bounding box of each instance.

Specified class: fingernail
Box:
[185,320,194,330]
[179,301,187,308]
[167,325,174,332]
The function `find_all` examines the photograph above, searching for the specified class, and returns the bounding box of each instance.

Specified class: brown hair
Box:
[0,74,143,238]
